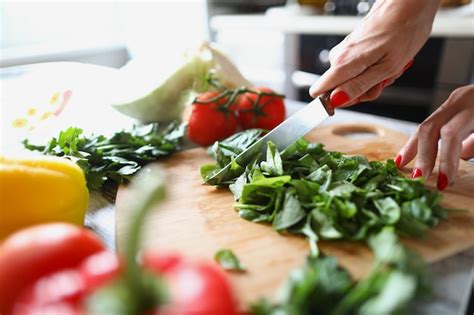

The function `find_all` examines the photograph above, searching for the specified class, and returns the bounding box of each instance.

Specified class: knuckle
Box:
[366,88,381,100]
[416,155,433,167]
[346,77,366,96]
[442,85,474,110]
[440,124,459,141]
[417,121,436,138]
[437,99,451,111]
[333,50,351,65]
[382,62,399,75]
[450,87,463,99]
[344,40,357,51]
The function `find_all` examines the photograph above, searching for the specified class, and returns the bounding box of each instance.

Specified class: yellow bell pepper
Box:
[0,156,89,239]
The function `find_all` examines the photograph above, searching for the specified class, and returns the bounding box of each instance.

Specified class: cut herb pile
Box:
[201,129,448,255]
[251,228,430,315]
[24,122,185,191]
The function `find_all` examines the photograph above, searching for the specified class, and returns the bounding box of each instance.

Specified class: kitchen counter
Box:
[210,11,474,37]
[2,64,473,315]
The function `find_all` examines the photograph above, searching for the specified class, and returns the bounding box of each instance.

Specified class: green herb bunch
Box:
[201,130,448,256]
[24,122,185,191]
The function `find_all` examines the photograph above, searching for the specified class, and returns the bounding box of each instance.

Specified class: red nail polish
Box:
[395,154,402,167]
[330,91,350,107]
[382,79,389,88]
[437,172,448,190]
[411,168,422,178]
[403,59,414,72]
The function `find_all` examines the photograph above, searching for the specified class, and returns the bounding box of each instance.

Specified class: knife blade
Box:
[207,94,334,183]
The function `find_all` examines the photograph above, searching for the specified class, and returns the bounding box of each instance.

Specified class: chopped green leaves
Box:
[251,229,431,315]
[214,249,246,272]
[273,189,306,231]
[202,129,448,252]
[23,122,185,192]
[200,130,447,315]
[200,129,264,185]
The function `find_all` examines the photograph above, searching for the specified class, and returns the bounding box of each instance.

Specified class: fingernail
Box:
[437,172,448,190]
[395,154,402,167]
[382,79,389,88]
[411,168,422,178]
[403,59,414,72]
[330,91,350,107]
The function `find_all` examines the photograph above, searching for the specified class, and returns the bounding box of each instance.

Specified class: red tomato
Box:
[144,252,238,315]
[0,223,105,314]
[236,87,285,130]
[187,92,238,146]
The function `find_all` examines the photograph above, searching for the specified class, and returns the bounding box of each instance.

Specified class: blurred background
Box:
[1,0,473,123]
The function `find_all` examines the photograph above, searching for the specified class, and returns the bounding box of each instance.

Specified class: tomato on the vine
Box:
[187,92,238,147]
[236,87,285,130]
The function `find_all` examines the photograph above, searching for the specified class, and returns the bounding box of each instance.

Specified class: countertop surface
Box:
[2,63,473,315]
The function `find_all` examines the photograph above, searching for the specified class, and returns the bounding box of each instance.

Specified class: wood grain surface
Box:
[116,123,474,307]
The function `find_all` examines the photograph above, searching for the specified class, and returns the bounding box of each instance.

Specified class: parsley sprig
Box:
[24,122,185,192]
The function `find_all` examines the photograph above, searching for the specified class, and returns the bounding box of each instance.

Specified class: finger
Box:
[309,59,367,98]
[328,61,400,107]
[382,77,396,88]
[413,101,463,178]
[461,133,474,160]
[338,98,361,107]
[438,112,474,190]
[360,82,384,102]
[382,69,404,88]
[403,59,414,72]
[382,59,414,88]
[413,119,440,179]
[335,82,384,108]
[397,133,419,169]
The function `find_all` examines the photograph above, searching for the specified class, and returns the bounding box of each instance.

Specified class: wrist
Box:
[366,0,441,37]
[367,0,440,32]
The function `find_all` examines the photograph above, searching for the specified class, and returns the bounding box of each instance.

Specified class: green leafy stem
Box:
[23,122,185,192]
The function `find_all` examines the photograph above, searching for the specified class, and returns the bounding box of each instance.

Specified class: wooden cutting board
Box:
[115,123,474,307]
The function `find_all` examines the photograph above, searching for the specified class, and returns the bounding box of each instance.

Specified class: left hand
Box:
[396,85,474,190]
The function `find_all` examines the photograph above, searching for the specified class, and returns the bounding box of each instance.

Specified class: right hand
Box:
[309,0,440,108]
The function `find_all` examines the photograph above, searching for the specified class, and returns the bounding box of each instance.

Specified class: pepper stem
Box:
[123,165,167,313]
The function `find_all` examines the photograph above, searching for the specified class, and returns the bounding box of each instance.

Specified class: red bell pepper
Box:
[0,166,239,315]
[0,223,106,314]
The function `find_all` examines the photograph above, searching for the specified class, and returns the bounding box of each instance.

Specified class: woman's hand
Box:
[309,0,440,107]
[396,85,474,190]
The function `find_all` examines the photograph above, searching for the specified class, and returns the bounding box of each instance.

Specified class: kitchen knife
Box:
[207,93,334,183]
